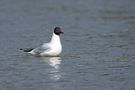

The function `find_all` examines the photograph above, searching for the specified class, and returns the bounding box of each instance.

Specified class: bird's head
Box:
[54,27,63,35]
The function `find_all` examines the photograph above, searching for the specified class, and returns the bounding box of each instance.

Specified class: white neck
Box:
[50,33,61,44]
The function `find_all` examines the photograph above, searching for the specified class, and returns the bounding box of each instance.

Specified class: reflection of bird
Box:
[20,27,63,57]
[41,57,62,81]
[41,57,61,69]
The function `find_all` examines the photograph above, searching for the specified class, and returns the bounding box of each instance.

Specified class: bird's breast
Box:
[40,43,62,57]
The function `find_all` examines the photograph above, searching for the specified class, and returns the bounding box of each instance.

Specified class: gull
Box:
[20,27,63,57]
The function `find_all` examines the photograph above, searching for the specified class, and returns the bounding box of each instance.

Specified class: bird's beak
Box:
[61,31,64,34]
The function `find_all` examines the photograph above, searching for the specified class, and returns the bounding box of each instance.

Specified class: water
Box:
[0,0,135,90]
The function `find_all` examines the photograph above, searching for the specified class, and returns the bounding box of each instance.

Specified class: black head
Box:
[54,27,63,35]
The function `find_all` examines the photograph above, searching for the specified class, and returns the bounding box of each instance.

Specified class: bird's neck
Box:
[50,33,61,44]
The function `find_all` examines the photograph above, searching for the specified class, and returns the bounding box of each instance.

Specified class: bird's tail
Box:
[20,48,34,52]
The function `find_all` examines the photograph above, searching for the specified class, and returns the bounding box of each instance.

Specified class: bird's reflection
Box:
[41,57,62,81]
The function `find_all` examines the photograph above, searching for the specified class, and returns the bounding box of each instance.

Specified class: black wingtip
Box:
[20,48,34,52]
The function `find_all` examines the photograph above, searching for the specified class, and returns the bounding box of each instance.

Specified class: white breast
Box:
[40,33,62,56]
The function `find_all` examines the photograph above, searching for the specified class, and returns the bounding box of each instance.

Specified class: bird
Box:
[20,27,63,57]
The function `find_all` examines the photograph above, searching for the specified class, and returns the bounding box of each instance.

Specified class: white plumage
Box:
[21,27,63,57]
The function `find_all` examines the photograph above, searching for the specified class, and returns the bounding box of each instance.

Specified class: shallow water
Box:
[0,0,135,90]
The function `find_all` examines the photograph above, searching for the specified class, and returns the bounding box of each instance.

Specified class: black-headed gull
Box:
[20,27,63,57]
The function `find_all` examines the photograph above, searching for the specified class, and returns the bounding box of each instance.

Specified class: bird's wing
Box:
[20,48,34,52]
[32,43,51,55]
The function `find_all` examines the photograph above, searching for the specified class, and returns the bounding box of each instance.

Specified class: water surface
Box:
[0,0,135,90]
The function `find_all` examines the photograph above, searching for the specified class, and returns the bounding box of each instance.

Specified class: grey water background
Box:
[0,0,135,90]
